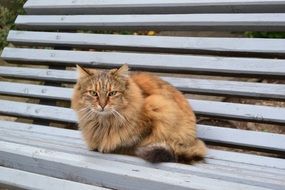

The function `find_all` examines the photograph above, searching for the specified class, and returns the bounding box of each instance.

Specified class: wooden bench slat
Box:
[2,48,285,78]
[15,14,285,31]
[198,125,285,152]
[0,66,75,82]
[1,74,285,100]
[1,121,284,177]
[1,127,284,178]
[0,139,283,190]
[191,100,285,124]
[0,81,72,101]
[1,119,284,157]
[0,99,76,123]
[0,166,107,190]
[8,30,285,56]
[24,0,285,15]
[0,91,285,124]
[1,128,284,189]
[202,158,285,176]
[207,149,285,171]
[1,141,273,190]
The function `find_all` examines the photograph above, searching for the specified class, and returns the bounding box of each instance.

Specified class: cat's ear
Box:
[110,64,129,77]
[76,65,92,79]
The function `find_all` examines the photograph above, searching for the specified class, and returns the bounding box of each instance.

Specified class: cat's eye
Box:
[89,90,98,96]
[108,91,117,96]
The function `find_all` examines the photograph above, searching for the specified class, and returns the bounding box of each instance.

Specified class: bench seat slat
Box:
[1,126,284,178]
[15,14,285,31]
[1,121,284,176]
[1,119,284,158]
[7,30,285,56]
[1,95,285,124]
[1,141,274,190]
[2,48,285,78]
[1,75,285,100]
[23,0,285,14]
[0,166,107,190]
[0,128,284,189]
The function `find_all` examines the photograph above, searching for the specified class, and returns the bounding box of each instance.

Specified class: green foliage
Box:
[0,0,26,50]
[245,32,285,38]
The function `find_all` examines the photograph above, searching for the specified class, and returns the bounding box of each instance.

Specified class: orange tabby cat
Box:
[72,64,206,163]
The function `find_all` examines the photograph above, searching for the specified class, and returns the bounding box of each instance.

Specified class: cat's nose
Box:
[99,105,105,111]
[99,100,107,110]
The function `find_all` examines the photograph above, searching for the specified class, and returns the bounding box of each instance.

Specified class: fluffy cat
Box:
[72,64,206,163]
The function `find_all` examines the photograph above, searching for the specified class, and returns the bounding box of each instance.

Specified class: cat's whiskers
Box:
[111,109,139,143]
[112,109,126,121]
[112,109,127,126]
[110,110,123,125]
[86,109,96,120]
[78,107,89,113]
[79,108,96,122]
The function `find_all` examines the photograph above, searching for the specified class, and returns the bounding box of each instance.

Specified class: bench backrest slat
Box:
[1,93,285,125]
[0,166,106,190]
[1,71,285,100]
[2,48,285,78]
[7,30,285,57]
[15,14,285,31]
[24,0,285,14]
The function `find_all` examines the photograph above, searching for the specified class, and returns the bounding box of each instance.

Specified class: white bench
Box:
[0,0,285,189]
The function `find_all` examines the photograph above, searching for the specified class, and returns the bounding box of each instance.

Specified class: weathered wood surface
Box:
[0,166,107,190]
[0,125,285,189]
[1,90,285,124]
[197,125,285,152]
[0,66,75,82]
[15,14,285,31]
[0,81,71,101]
[2,48,285,78]
[1,73,285,99]
[0,99,75,123]
[1,1,285,189]
[1,120,285,168]
[7,30,285,56]
[1,121,285,181]
[190,100,285,124]
[24,0,285,14]
[0,141,280,190]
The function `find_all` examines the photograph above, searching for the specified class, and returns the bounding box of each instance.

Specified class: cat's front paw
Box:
[87,144,98,152]
[89,148,98,152]
[98,147,111,153]
[98,144,116,153]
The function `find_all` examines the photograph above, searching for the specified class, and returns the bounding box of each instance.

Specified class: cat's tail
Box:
[135,143,176,163]
[135,139,207,164]
[177,139,207,164]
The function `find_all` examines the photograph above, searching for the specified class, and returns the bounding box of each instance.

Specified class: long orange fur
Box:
[72,64,206,163]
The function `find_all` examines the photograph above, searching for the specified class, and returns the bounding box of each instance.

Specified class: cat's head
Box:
[73,64,130,116]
